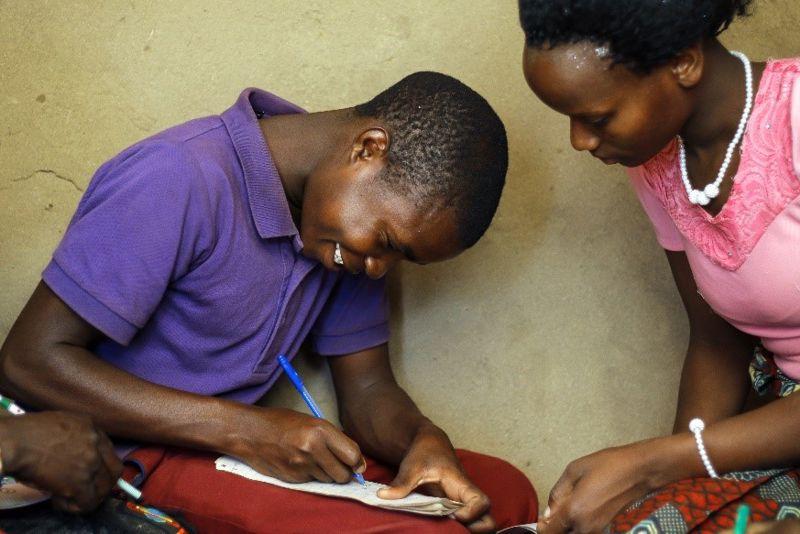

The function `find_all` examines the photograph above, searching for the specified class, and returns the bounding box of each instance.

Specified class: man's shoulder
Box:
[94,116,237,196]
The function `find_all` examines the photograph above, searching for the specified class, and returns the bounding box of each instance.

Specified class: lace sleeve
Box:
[627,166,684,251]
[791,73,800,179]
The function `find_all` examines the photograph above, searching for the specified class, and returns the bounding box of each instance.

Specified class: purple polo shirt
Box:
[42,88,389,404]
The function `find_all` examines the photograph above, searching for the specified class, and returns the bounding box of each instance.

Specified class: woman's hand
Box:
[538,438,678,534]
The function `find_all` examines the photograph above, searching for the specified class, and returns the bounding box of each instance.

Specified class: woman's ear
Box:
[672,41,705,89]
[352,127,389,162]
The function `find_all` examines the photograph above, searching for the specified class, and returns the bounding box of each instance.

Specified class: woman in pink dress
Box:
[519,0,800,532]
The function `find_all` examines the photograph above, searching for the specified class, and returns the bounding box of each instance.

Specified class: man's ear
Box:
[351,127,389,163]
[671,41,704,89]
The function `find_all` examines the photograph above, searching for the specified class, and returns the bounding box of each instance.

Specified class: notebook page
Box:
[215,456,461,516]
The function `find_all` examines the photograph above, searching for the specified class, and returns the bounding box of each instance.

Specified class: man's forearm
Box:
[339,381,440,464]
[0,340,241,454]
[328,344,458,467]
[0,282,244,453]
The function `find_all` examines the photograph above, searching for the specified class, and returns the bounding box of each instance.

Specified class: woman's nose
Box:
[569,120,600,152]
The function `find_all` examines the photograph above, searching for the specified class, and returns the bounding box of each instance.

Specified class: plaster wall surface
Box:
[1,0,798,511]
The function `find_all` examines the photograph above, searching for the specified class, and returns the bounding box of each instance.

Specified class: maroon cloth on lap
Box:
[125,447,538,534]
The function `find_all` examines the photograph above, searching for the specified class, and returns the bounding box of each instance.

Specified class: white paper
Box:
[498,523,538,533]
[215,456,462,516]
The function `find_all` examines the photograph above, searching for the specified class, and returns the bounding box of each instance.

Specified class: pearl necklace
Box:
[678,51,753,206]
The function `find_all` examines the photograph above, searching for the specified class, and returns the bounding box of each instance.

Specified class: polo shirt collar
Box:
[221,88,306,241]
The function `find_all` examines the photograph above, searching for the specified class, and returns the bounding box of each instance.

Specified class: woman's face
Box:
[522,41,690,167]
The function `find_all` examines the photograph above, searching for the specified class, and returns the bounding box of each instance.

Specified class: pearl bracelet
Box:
[689,418,719,479]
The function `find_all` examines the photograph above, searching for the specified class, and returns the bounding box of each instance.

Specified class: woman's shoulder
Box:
[763,57,800,73]
[758,58,800,105]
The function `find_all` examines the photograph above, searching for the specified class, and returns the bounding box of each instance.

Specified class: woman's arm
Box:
[540,250,800,533]
[666,250,756,431]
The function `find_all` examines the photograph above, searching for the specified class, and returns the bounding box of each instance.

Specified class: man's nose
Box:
[364,256,400,279]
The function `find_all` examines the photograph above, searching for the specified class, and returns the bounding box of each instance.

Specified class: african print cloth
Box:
[750,346,800,398]
[606,469,800,533]
[606,348,800,533]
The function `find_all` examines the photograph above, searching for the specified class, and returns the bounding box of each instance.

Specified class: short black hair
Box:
[355,71,507,250]
[519,0,753,72]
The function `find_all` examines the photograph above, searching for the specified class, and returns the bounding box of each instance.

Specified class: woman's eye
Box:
[585,116,607,127]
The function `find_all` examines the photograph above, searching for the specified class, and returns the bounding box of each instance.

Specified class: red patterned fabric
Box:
[608,469,800,533]
[608,349,800,533]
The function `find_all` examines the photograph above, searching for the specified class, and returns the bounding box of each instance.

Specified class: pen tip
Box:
[355,473,366,486]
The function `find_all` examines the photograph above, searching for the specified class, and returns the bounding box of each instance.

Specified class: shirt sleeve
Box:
[626,166,684,251]
[791,73,800,179]
[43,142,214,345]
[309,274,390,356]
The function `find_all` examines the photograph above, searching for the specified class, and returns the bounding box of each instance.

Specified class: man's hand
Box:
[228,406,366,484]
[0,411,122,513]
[377,423,494,533]
[328,345,496,532]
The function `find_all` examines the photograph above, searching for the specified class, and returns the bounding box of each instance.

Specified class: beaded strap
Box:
[678,50,753,206]
[689,418,719,478]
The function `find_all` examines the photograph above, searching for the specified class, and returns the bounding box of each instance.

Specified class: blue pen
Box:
[277,355,366,486]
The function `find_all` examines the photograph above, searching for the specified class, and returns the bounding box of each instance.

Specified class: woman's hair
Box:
[519,0,754,72]
[355,71,507,249]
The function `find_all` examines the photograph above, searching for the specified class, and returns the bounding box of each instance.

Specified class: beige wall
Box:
[2,1,798,508]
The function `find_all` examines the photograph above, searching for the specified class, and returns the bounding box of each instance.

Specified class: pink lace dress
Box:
[628,58,800,379]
